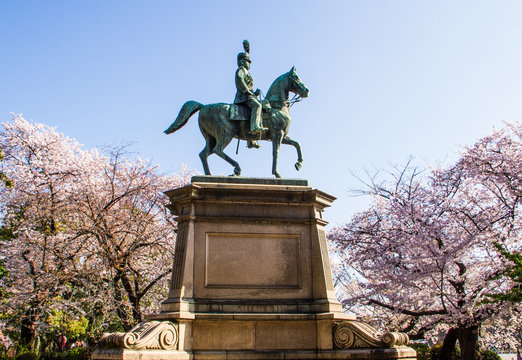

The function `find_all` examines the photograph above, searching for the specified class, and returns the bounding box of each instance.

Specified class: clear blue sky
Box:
[2,1,522,226]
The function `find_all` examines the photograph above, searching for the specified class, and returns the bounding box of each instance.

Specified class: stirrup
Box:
[250,127,267,136]
[247,140,261,149]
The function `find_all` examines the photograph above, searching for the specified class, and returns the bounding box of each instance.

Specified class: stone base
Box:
[191,348,415,360]
[149,313,358,352]
[91,314,416,360]
[92,179,416,360]
[92,349,190,360]
[93,348,415,360]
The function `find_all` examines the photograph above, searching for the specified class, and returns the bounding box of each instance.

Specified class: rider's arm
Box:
[235,69,253,96]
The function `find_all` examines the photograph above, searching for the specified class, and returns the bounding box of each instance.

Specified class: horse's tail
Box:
[164,101,204,134]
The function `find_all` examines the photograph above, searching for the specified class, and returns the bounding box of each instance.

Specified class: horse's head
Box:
[266,66,309,106]
[287,66,309,98]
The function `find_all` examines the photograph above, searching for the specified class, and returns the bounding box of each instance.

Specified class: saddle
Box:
[230,99,272,122]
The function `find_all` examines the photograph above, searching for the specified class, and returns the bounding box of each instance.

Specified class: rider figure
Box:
[234,40,267,137]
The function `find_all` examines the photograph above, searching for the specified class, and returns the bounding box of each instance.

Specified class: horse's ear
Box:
[290,66,296,74]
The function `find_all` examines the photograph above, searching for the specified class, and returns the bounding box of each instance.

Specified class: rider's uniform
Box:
[234,60,264,135]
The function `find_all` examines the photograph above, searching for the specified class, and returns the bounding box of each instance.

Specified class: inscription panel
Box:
[205,233,301,288]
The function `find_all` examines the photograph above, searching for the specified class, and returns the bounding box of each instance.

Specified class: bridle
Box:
[287,93,302,107]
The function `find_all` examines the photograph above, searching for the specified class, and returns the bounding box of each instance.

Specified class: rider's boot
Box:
[249,103,267,136]
[247,140,261,149]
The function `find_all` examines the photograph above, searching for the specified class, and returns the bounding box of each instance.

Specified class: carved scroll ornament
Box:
[100,321,178,350]
[333,320,409,349]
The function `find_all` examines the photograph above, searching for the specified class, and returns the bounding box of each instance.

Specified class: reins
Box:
[234,77,302,154]
[288,94,302,107]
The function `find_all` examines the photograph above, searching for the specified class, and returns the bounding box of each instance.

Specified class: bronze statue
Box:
[234,40,267,137]
[164,40,309,178]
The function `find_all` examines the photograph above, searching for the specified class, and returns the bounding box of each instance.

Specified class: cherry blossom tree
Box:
[480,306,522,354]
[460,121,522,306]
[329,122,521,360]
[0,115,103,347]
[75,147,191,330]
[0,115,192,349]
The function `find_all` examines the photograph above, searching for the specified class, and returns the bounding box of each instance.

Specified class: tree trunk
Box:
[458,325,481,360]
[131,298,142,325]
[119,273,142,324]
[20,308,37,348]
[113,273,133,331]
[439,327,458,360]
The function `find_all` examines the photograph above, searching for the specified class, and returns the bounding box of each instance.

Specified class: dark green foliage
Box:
[409,342,430,360]
[0,227,13,298]
[0,224,15,299]
[0,260,9,279]
[11,348,93,360]
[480,349,501,360]
[0,149,13,188]
[0,227,14,242]
[64,348,91,360]
[0,227,14,298]
[0,173,12,187]
[412,343,501,360]
[486,243,522,303]
[40,348,92,360]
[430,343,461,360]
[14,352,39,360]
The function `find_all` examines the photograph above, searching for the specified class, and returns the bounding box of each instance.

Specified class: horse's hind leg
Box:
[199,128,215,175]
[214,142,241,176]
[199,142,213,175]
[282,135,303,171]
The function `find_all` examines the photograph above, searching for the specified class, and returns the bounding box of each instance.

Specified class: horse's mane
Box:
[266,72,289,103]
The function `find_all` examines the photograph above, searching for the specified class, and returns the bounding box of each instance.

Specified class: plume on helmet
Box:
[243,40,250,54]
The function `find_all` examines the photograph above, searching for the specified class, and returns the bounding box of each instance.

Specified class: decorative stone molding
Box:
[100,321,178,350]
[382,331,410,347]
[333,320,409,349]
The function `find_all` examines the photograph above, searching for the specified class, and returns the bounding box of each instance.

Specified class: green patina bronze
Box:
[190,175,309,186]
[164,40,309,178]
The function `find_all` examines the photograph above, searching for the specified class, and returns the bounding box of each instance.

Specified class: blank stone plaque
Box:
[205,233,301,288]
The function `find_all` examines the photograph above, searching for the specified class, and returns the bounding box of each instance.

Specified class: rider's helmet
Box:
[237,52,250,63]
[237,40,251,66]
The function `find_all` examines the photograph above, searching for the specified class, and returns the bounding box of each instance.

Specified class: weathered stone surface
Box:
[98,321,178,350]
[158,181,341,315]
[204,233,301,288]
[193,320,255,350]
[92,181,416,360]
[333,320,409,349]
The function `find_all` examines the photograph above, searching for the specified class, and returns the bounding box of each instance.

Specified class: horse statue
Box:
[164,66,309,178]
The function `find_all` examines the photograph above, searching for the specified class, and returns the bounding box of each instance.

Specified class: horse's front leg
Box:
[272,130,284,178]
[282,135,303,171]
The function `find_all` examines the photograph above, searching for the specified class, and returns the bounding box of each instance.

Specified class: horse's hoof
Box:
[295,162,302,171]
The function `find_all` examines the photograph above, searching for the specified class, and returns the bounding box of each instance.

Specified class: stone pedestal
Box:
[92,177,416,360]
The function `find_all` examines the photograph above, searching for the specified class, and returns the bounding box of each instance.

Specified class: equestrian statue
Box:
[164,40,309,178]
